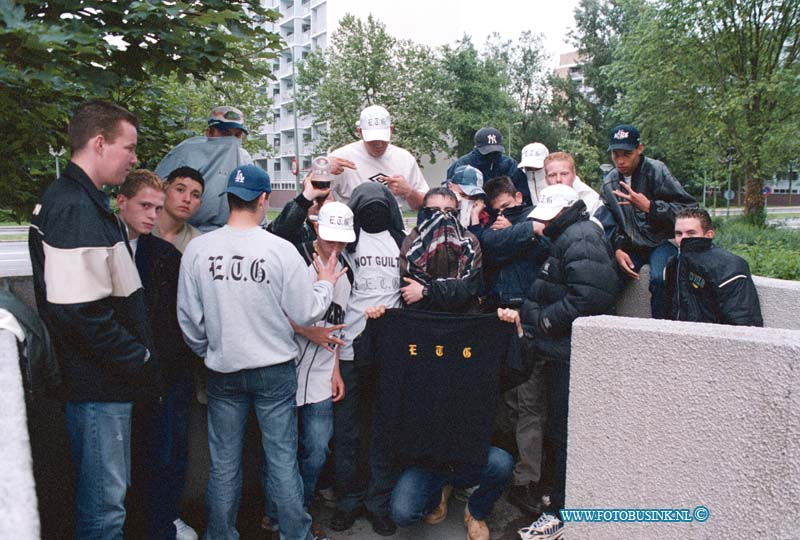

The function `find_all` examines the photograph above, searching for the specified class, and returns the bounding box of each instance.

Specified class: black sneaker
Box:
[365,512,397,536]
[329,506,364,532]
[508,483,550,517]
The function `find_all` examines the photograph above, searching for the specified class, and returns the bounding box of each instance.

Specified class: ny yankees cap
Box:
[607,124,640,152]
[208,106,248,134]
[518,142,550,169]
[223,165,271,201]
[474,127,504,154]
[445,165,485,197]
[317,201,356,243]
[359,105,392,142]
[528,184,580,221]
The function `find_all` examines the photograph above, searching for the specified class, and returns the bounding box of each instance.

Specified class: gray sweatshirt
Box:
[178,226,333,373]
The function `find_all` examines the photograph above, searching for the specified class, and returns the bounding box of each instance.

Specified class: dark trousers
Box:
[333,360,397,516]
[132,369,192,540]
[541,357,570,511]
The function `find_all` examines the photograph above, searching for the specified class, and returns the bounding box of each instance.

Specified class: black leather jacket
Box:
[664,237,763,326]
[601,156,696,251]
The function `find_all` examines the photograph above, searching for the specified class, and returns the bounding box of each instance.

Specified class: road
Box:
[0,241,31,277]
[2,207,798,277]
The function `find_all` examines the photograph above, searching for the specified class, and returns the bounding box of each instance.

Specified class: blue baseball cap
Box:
[445,165,485,197]
[223,165,271,201]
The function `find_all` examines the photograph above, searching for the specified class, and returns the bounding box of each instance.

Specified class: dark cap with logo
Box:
[474,127,504,155]
[607,124,641,152]
[223,165,271,201]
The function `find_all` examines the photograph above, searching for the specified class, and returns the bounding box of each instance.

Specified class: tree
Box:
[439,35,518,156]
[0,0,281,221]
[296,14,449,161]
[611,0,800,223]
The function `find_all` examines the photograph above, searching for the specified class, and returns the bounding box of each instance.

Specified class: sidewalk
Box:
[182,489,531,540]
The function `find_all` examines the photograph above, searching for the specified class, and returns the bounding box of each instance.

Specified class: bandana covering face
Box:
[405,209,477,285]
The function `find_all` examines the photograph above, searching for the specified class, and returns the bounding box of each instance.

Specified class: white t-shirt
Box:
[330,141,429,210]
[295,254,351,406]
[572,176,603,215]
[339,231,402,361]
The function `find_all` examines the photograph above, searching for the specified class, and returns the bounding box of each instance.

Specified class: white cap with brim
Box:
[359,105,392,142]
[518,142,549,169]
[317,201,356,243]
[528,184,580,221]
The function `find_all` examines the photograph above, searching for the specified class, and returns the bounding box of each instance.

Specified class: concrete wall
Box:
[615,266,800,330]
[2,269,799,538]
[0,330,40,540]
[567,316,800,540]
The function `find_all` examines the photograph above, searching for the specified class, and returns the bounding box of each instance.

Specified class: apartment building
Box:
[255,0,333,202]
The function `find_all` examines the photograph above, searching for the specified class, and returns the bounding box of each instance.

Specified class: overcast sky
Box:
[328,0,581,66]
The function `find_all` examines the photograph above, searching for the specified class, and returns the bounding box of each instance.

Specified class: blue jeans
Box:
[134,369,192,540]
[299,398,334,509]
[205,362,311,540]
[630,241,678,319]
[65,401,133,540]
[264,398,334,519]
[389,447,513,526]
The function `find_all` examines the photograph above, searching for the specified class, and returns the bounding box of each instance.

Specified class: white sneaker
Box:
[174,518,198,540]
[517,513,564,540]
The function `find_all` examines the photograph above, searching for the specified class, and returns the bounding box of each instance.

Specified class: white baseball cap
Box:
[518,142,549,169]
[528,184,579,221]
[359,105,392,142]
[317,201,356,243]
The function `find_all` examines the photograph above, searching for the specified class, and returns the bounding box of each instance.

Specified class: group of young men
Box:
[29,100,762,540]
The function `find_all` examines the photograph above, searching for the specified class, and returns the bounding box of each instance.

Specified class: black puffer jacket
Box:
[664,237,763,326]
[519,201,620,361]
[601,156,696,251]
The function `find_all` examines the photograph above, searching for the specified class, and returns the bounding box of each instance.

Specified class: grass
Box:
[713,216,800,281]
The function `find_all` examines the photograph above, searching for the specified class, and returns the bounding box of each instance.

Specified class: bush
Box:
[713,217,800,281]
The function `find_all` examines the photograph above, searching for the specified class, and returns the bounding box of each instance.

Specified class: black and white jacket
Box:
[29,162,157,402]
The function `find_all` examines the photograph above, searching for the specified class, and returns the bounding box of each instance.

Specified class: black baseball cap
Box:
[607,124,641,151]
[474,127,504,154]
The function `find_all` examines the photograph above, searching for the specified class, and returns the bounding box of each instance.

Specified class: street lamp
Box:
[599,163,614,186]
[290,45,302,194]
[48,145,66,179]
[724,147,735,218]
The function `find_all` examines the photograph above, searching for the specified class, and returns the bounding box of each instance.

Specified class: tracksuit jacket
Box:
[29,162,157,402]
[664,237,763,326]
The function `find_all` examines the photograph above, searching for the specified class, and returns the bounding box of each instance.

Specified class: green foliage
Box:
[570,0,800,222]
[297,17,561,162]
[439,35,518,156]
[713,217,800,281]
[0,0,281,221]
[297,14,449,161]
